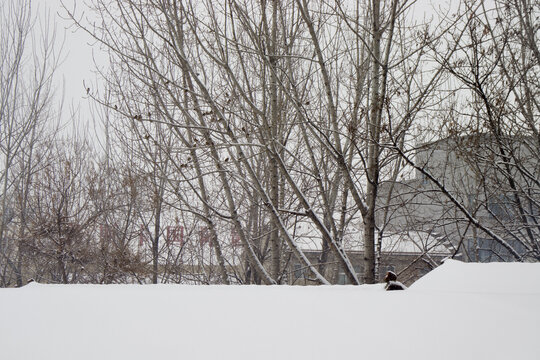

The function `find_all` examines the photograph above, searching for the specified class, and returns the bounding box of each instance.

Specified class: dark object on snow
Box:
[386,281,406,291]
[26,278,35,284]
[384,271,406,291]
[384,271,397,282]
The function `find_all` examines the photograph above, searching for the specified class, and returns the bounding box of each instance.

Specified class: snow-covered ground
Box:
[1,260,538,360]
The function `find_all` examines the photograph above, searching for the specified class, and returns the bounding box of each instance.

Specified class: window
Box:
[487,194,514,220]
[294,264,304,279]
[469,237,524,262]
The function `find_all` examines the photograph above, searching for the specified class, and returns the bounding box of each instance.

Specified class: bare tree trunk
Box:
[362,0,383,284]
[267,0,281,281]
[152,196,162,284]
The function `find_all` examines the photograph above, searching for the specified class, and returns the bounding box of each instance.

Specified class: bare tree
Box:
[0,0,62,286]
[63,0,484,286]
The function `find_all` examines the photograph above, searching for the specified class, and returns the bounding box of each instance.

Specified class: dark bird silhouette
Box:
[384,271,406,291]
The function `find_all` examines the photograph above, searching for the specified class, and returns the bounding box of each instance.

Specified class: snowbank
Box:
[0,261,538,360]
[410,259,540,293]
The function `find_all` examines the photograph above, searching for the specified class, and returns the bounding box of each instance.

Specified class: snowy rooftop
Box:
[295,225,451,255]
[0,260,538,360]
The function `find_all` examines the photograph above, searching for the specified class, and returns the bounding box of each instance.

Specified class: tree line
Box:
[0,0,538,286]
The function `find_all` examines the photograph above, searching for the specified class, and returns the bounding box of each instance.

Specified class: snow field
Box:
[0,260,538,360]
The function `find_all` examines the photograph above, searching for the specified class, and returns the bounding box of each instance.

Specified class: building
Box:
[287,230,452,286]
[377,134,539,263]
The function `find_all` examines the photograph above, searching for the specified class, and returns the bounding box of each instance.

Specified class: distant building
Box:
[287,229,452,286]
[378,134,538,263]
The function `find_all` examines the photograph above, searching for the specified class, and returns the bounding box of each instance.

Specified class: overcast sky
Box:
[39,0,106,137]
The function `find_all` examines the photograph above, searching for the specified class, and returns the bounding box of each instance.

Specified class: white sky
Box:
[39,0,107,137]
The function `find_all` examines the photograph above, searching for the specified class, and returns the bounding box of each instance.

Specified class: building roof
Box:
[294,221,452,255]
